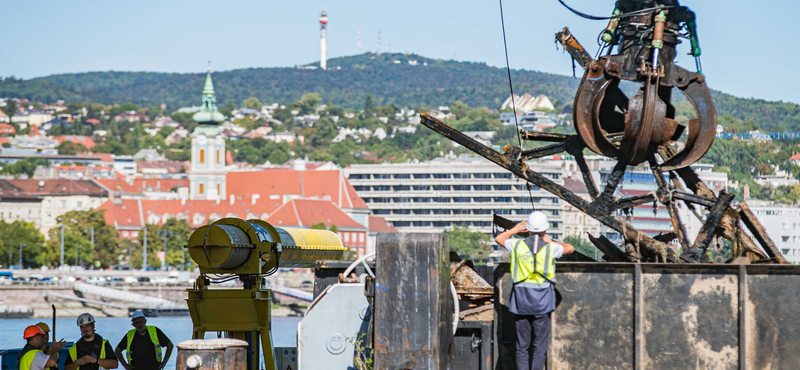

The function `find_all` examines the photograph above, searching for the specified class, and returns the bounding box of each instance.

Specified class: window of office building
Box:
[494,173,512,179]
[413,209,432,215]
[433,221,452,227]
[374,209,391,215]
[349,174,370,180]
[433,185,450,191]
[393,198,411,203]
[453,209,470,215]
[374,174,391,179]
[374,186,392,191]
[354,186,370,191]
[433,174,451,179]
[453,173,470,179]
[414,174,431,179]
[433,209,451,215]
[472,197,490,202]
[473,221,491,227]
[393,185,410,191]
[372,198,391,203]
[494,209,512,215]
[473,209,492,214]
[433,197,450,203]
[454,197,472,203]
[473,173,492,179]
[474,185,492,191]
[394,174,411,179]
[413,221,431,227]
[393,221,411,227]
[453,185,470,191]
[515,197,531,203]
[414,197,431,203]
[494,185,512,191]
[413,185,431,191]
[494,197,512,202]
[393,209,411,214]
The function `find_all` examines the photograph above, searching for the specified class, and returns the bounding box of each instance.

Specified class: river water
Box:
[0,316,301,369]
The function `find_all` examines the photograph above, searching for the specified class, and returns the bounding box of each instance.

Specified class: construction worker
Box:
[64,313,118,370]
[495,211,574,370]
[19,323,53,367]
[115,311,173,370]
[20,325,66,370]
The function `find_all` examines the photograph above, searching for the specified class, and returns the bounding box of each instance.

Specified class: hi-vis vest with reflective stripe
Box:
[19,348,42,370]
[511,237,556,288]
[125,326,162,363]
[68,339,109,370]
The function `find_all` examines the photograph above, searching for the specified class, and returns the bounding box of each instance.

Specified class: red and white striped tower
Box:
[319,9,328,70]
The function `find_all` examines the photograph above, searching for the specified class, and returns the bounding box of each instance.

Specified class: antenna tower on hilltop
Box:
[319,9,328,70]
[377,27,381,57]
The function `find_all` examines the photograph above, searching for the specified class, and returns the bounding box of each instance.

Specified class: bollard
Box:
[176,339,248,370]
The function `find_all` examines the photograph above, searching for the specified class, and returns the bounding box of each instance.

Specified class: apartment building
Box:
[345,157,564,239]
[745,200,800,265]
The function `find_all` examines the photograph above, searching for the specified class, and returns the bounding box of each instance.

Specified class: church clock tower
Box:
[189,66,227,201]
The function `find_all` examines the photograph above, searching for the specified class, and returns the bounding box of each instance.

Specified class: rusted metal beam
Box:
[682,190,735,263]
[521,142,566,161]
[659,147,770,261]
[520,130,569,142]
[587,234,631,262]
[672,191,715,207]
[593,157,629,213]
[649,157,691,251]
[610,193,657,211]
[420,113,676,263]
[738,202,788,264]
[563,136,600,200]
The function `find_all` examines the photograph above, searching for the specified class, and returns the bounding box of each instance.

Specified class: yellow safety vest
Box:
[19,348,42,370]
[68,339,109,370]
[125,326,162,363]
[510,237,556,288]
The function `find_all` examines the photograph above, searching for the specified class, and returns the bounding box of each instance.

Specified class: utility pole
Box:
[19,243,24,268]
[162,231,168,271]
[143,226,148,271]
[60,225,64,268]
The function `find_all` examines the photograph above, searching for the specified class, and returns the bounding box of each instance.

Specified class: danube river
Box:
[0,316,301,369]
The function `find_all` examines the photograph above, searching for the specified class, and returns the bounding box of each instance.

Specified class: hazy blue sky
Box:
[3,0,798,104]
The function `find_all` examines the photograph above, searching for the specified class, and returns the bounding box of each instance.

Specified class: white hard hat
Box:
[526,211,549,233]
[131,311,146,320]
[77,313,95,326]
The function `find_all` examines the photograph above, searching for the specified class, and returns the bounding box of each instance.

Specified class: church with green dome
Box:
[189,67,227,201]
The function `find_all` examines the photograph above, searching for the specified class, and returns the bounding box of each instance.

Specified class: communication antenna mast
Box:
[319,9,328,70]
[377,27,381,56]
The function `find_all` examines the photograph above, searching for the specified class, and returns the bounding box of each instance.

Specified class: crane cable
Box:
[498,0,536,212]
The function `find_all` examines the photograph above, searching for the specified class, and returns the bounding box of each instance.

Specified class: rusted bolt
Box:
[590,63,601,72]
[696,74,705,83]
[608,62,619,73]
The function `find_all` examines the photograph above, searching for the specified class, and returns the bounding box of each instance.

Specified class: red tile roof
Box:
[226,169,368,209]
[266,199,365,229]
[0,123,16,134]
[97,199,143,228]
[369,215,398,233]
[133,178,190,192]
[78,152,114,163]
[53,135,96,149]
[0,180,39,200]
[95,179,142,194]
[9,179,107,196]
[791,153,800,161]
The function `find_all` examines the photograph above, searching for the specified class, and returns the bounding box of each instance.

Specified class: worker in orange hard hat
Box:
[19,323,53,367]
[20,325,66,370]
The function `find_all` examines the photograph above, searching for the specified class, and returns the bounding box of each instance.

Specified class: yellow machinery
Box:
[184,218,346,370]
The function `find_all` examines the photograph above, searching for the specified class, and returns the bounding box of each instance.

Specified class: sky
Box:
[2,0,798,104]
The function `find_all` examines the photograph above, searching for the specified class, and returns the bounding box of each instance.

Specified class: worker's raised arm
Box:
[495,221,527,248]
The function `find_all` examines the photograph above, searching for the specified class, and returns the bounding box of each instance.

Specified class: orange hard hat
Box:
[23,325,45,339]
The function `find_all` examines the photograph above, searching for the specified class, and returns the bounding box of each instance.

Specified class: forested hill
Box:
[2,52,800,130]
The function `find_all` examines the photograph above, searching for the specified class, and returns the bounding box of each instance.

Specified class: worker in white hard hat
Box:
[115,311,173,370]
[64,313,118,370]
[495,211,574,370]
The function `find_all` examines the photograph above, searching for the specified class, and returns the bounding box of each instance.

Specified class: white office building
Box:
[345,156,564,239]
[745,200,800,264]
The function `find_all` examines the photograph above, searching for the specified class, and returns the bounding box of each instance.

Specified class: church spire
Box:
[192,62,225,125]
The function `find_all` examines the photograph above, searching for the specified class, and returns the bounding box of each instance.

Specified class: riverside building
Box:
[345,156,564,239]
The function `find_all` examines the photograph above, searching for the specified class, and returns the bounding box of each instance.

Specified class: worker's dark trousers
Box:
[515,313,551,370]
